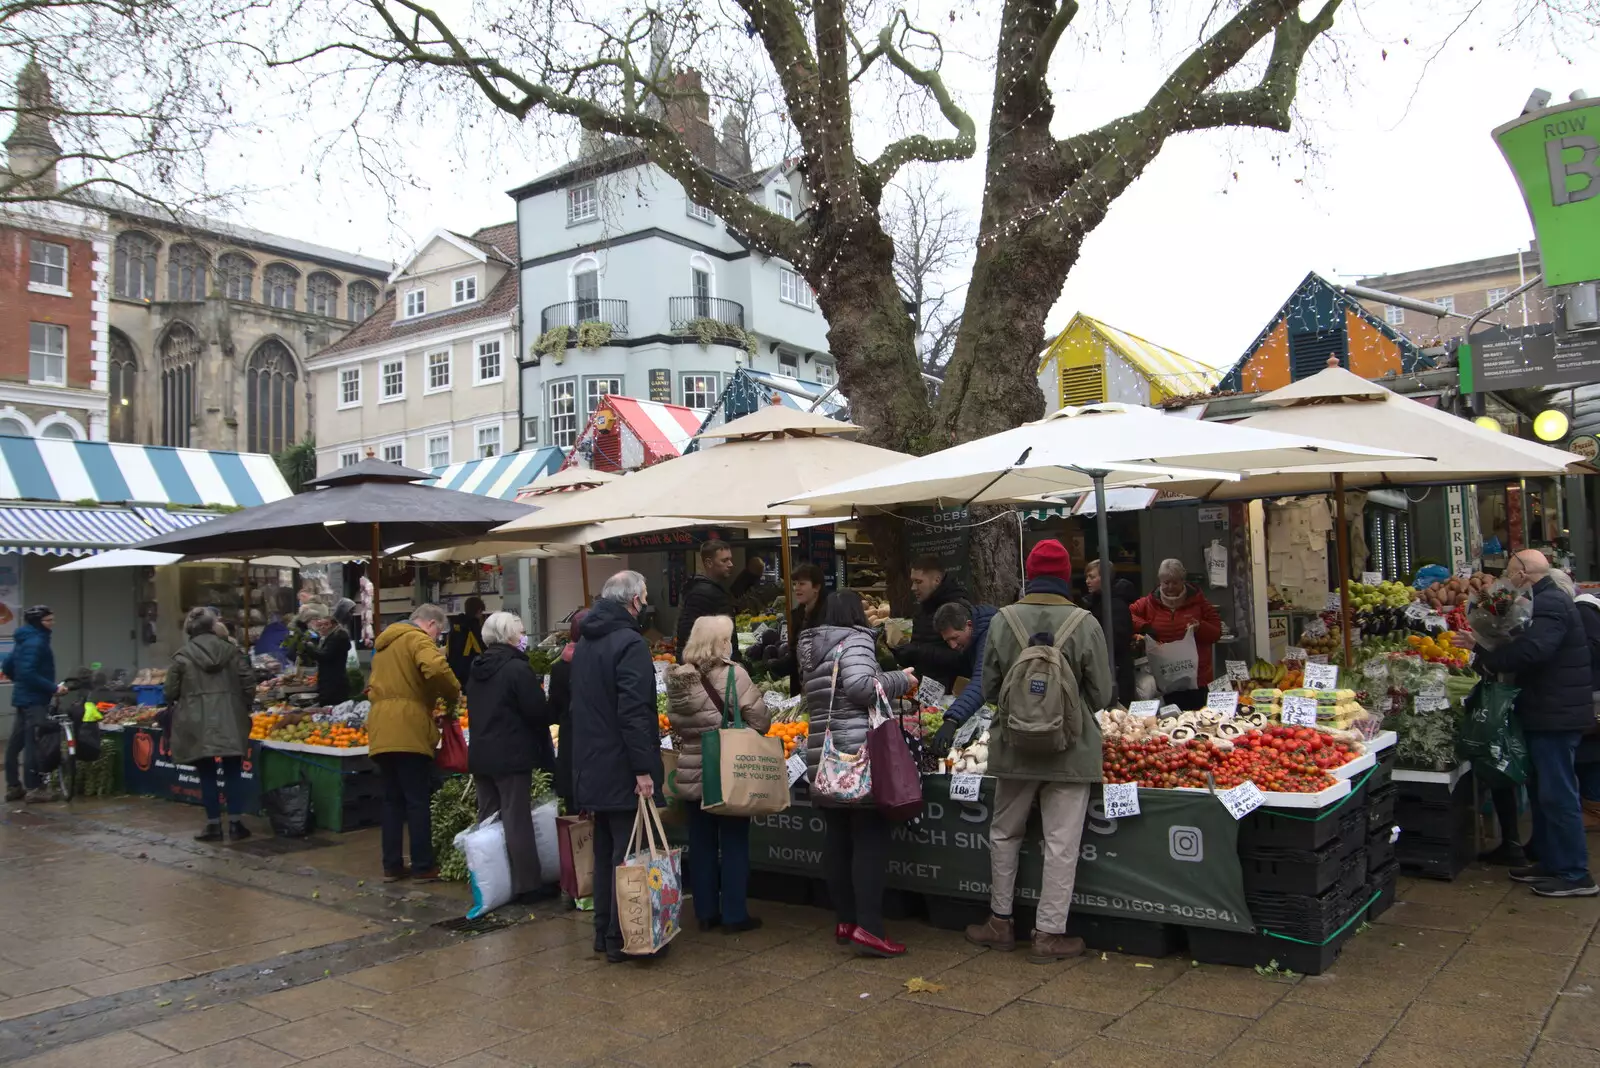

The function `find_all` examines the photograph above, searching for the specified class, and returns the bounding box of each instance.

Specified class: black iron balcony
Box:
[669,296,745,334]
[540,299,629,337]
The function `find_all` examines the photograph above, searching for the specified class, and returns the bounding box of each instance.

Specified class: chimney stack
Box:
[717,113,751,175]
[665,70,716,167]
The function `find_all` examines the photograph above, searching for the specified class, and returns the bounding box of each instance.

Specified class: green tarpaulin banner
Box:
[741,777,1254,933]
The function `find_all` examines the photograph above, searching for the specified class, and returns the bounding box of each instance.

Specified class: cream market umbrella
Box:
[491,406,909,616]
[1163,364,1588,498]
[783,402,1419,681]
[1157,362,1591,663]
[492,408,907,531]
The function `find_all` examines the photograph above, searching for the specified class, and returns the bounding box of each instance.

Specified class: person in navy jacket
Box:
[4,605,59,803]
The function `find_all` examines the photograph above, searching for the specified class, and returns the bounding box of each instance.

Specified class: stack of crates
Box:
[1393,764,1477,880]
[1188,761,1387,976]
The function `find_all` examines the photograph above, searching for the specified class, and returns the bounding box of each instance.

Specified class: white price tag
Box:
[1416,693,1451,713]
[660,734,673,750]
[1304,663,1340,689]
[1285,646,1307,662]
[949,773,982,802]
[916,677,947,706]
[1281,696,1319,727]
[1361,572,1383,586]
[1207,676,1235,693]
[1206,690,1239,719]
[655,662,668,695]
[1103,782,1141,819]
[1349,627,1362,647]
[1424,613,1447,630]
[1455,565,1475,580]
[1217,780,1266,820]
[786,752,807,786]
[1326,592,1342,611]
[1404,603,1429,622]
[1128,700,1161,718]
[1307,654,1330,665]
[763,691,784,711]
[1225,660,1250,682]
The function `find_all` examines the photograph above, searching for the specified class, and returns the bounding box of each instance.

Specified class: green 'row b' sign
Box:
[1495,100,1600,287]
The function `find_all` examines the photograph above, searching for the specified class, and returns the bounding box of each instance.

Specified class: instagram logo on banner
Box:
[1168,826,1204,863]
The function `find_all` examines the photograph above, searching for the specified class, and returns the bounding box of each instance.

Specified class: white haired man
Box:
[570,571,664,960]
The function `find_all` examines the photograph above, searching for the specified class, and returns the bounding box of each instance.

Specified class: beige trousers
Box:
[988,779,1091,934]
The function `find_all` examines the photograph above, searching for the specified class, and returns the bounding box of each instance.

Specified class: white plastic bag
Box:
[454,815,513,918]
[1133,666,1159,701]
[531,798,560,884]
[1145,630,1199,694]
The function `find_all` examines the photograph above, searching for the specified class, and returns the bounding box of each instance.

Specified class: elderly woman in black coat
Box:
[464,611,556,903]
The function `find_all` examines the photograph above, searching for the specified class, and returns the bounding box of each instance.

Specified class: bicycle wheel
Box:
[58,751,74,801]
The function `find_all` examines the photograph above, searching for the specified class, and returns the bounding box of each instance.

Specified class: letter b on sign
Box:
[1549,135,1600,206]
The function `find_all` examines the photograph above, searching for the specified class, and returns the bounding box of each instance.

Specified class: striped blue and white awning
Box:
[0,503,222,556]
[426,448,564,500]
[0,436,292,508]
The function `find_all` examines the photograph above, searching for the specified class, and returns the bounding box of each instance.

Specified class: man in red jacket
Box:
[1130,558,1223,688]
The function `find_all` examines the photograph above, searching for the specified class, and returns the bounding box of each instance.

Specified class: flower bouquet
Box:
[1465,583,1532,651]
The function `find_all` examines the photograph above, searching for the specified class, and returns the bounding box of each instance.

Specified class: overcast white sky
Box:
[220,1,1588,371]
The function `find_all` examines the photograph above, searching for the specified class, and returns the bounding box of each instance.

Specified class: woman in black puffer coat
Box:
[800,591,915,958]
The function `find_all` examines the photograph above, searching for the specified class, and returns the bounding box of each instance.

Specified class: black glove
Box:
[930,719,959,756]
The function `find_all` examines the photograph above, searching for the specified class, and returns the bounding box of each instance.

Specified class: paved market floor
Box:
[2,798,1598,1068]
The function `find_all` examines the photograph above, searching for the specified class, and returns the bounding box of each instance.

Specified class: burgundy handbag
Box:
[868,681,923,821]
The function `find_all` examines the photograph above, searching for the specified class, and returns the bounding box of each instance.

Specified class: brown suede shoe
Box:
[1028,931,1086,964]
[964,914,1015,951]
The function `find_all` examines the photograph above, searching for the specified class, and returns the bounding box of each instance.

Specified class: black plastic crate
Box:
[339,795,383,831]
[1369,746,1397,790]
[1337,848,1369,897]
[1064,913,1185,958]
[1394,769,1473,809]
[1367,825,1397,872]
[1366,861,1400,919]
[1240,839,1350,896]
[924,894,989,932]
[750,870,813,905]
[1334,809,1368,858]
[1239,796,1363,852]
[1395,833,1474,881]
[1367,784,1397,829]
[1186,923,1354,976]
[1395,797,1475,840]
[1246,881,1368,943]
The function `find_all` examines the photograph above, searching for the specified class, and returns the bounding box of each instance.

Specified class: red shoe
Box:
[835,923,857,945]
[850,927,906,957]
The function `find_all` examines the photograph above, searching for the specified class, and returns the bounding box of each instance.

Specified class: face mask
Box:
[515,634,530,652]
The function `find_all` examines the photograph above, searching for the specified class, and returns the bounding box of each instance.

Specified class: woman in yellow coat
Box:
[367,603,460,881]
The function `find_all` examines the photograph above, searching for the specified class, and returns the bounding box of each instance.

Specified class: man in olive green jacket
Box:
[967,539,1111,964]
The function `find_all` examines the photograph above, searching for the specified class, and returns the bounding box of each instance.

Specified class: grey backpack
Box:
[996,607,1089,753]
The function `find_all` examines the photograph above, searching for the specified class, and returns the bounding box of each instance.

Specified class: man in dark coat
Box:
[676,540,738,659]
[1460,550,1598,897]
[1079,560,1137,707]
[4,605,58,803]
[446,597,487,686]
[894,556,970,691]
[570,571,663,960]
[929,600,997,752]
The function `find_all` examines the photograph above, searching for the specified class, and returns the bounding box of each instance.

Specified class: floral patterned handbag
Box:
[811,644,873,804]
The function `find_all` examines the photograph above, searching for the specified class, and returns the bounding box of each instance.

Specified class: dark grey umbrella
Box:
[128,460,533,558]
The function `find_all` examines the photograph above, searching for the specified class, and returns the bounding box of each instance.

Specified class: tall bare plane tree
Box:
[272,0,1347,603]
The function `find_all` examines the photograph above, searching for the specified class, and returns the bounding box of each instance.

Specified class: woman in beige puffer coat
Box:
[666,614,770,932]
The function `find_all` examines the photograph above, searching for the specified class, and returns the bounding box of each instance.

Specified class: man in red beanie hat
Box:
[965,538,1111,964]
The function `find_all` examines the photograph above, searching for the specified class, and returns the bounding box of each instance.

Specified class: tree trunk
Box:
[811,221,932,610]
